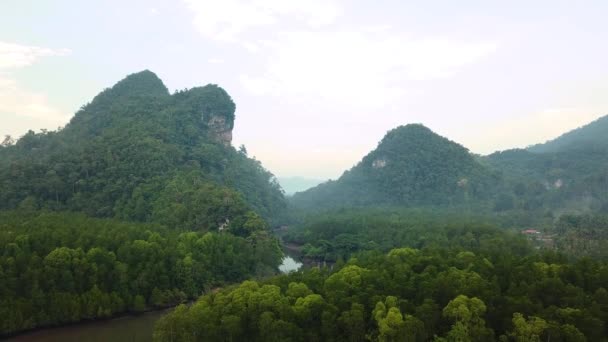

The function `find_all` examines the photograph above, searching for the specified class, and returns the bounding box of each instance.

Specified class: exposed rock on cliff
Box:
[179,84,236,147]
[205,113,233,146]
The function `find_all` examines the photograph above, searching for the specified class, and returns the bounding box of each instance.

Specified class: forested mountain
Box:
[0,70,286,226]
[0,71,287,335]
[486,115,608,214]
[292,124,499,210]
[292,118,608,216]
[528,115,608,153]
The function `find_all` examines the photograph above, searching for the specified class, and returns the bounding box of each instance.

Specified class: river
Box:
[278,255,303,273]
[6,310,166,342]
[5,254,301,341]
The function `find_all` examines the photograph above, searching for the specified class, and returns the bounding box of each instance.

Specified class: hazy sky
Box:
[1,0,608,179]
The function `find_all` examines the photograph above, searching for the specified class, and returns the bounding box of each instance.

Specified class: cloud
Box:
[0,41,70,69]
[0,41,71,132]
[182,0,341,41]
[182,1,496,109]
[240,31,496,108]
[0,78,67,123]
[207,58,225,64]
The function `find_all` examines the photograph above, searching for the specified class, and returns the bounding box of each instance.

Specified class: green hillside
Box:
[486,115,608,214]
[528,114,608,153]
[0,70,286,227]
[292,124,499,210]
[0,71,287,335]
[293,118,608,217]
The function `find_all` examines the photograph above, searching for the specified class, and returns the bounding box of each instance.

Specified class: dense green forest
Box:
[484,147,608,214]
[155,220,608,341]
[291,125,500,210]
[0,211,282,335]
[282,209,530,263]
[291,118,608,217]
[155,111,608,341]
[0,70,286,224]
[485,114,608,213]
[284,208,608,263]
[0,71,288,335]
[553,214,608,259]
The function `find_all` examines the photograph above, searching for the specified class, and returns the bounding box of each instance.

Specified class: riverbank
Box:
[282,242,335,270]
[5,238,305,341]
[5,309,168,342]
[1,298,205,342]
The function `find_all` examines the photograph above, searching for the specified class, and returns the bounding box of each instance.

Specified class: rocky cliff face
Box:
[206,114,233,146]
[181,84,236,147]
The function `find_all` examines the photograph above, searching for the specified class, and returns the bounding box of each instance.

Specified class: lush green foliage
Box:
[485,147,608,213]
[286,208,608,264]
[551,214,608,259]
[0,70,289,335]
[3,69,608,342]
[155,235,608,341]
[0,71,285,333]
[292,125,499,210]
[291,118,608,217]
[283,208,533,262]
[0,70,286,224]
[0,211,282,335]
[483,114,608,214]
[150,209,605,341]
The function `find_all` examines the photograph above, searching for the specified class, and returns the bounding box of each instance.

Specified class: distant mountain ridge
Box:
[484,114,608,214]
[528,114,608,153]
[293,116,608,216]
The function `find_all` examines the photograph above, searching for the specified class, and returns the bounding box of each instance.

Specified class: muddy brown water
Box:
[5,310,167,342]
[5,251,302,341]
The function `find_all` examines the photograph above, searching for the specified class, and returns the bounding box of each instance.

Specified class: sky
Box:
[1,0,608,179]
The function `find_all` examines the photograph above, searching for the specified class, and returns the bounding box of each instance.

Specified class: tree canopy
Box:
[155,233,608,341]
[0,211,282,335]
